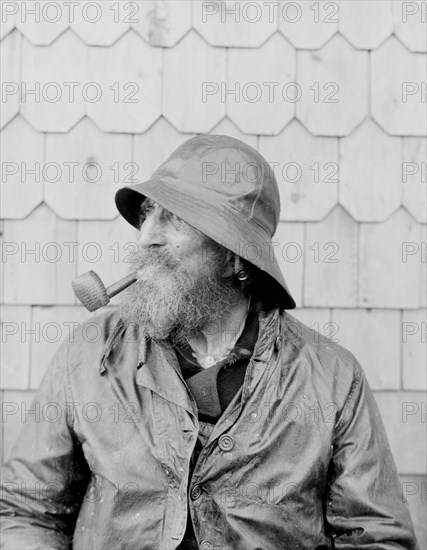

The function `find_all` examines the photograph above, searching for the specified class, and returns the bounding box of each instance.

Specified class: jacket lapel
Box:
[136,338,197,416]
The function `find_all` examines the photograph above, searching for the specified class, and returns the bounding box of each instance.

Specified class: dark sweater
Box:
[174,300,261,549]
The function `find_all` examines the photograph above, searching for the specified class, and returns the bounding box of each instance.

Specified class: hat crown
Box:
[153,135,280,237]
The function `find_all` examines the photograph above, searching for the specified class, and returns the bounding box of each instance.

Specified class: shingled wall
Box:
[1,1,426,545]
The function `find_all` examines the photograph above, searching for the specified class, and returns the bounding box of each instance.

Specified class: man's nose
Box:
[138,209,167,249]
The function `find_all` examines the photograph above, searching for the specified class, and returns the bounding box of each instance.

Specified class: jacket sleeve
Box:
[325,360,419,549]
[0,339,91,550]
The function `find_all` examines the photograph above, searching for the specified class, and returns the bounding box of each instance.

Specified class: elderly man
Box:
[1,135,419,549]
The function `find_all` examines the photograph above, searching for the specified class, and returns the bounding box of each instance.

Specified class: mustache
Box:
[132,246,180,272]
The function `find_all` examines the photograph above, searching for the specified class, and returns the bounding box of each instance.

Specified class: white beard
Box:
[119,247,241,346]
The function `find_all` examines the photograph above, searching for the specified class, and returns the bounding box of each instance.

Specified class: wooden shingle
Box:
[227,33,295,135]
[420,245,427,308]
[304,206,358,308]
[331,308,400,390]
[21,30,87,132]
[2,205,77,305]
[259,119,338,221]
[163,31,226,132]
[0,5,15,40]
[372,37,427,136]
[296,35,368,136]
[210,118,257,147]
[133,0,192,47]
[393,0,427,53]
[402,137,427,223]
[402,309,427,391]
[0,305,31,390]
[0,116,44,219]
[71,1,129,46]
[374,391,426,474]
[87,31,162,133]
[340,119,402,222]
[193,0,278,47]
[15,1,68,45]
[279,0,337,49]
[1,31,21,129]
[359,208,421,308]
[339,0,393,50]
[45,117,132,219]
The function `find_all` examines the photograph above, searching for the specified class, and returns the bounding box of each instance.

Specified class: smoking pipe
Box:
[72,270,138,312]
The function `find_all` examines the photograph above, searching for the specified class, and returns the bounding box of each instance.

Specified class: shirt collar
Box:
[174,298,263,374]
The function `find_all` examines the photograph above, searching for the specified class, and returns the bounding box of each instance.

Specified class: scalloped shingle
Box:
[372,37,427,136]
[279,0,338,49]
[402,137,427,223]
[0,116,44,219]
[227,33,295,135]
[340,119,402,222]
[21,30,87,132]
[15,0,68,45]
[133,0,192,47]
[1,30,21,129]
[304,206,358,307]
[331,308,401,389]
[2,204,77,305]
[259,119,338,221]
[359,208,422,308]
[163,31,226,132]
[393,0,427,53]
[87,31,162,133]
[296,35,368,136]
[71,0,130,46]
[45,117,133,219]
[339,0,393,50]
[193,0,278,47]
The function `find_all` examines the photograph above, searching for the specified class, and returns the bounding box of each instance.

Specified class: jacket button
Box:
[200,541,213,550]
[218,434,234,451]
[190,484,202,500]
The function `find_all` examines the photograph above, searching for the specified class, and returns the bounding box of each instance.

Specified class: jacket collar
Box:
[98,305,282,414]
[99,314,147,375]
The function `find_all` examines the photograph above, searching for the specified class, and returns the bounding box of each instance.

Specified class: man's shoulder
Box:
[69,307,123,346]
[280,311,364,394]
[63,307,127,372]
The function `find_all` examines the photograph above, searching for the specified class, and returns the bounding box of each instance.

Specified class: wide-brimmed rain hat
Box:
[115,134,296,309]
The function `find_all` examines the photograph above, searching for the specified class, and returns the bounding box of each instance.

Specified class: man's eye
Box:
[170,213,185,226]
[138,202,154,226]
[138,202,187,231]
[141,203,154,217]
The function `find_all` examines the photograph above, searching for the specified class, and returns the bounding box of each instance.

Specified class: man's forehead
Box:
[141,197,156,209]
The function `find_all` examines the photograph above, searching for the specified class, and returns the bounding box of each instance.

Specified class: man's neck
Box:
[187,294,250,368]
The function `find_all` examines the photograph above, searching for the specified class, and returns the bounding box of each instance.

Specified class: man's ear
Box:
[233,254,247,276]
[223,253,247,278]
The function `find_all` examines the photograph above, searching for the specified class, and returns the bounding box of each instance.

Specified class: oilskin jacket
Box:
[0,306,419,550]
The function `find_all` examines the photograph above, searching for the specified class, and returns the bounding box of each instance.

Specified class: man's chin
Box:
[119,283,178,338]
